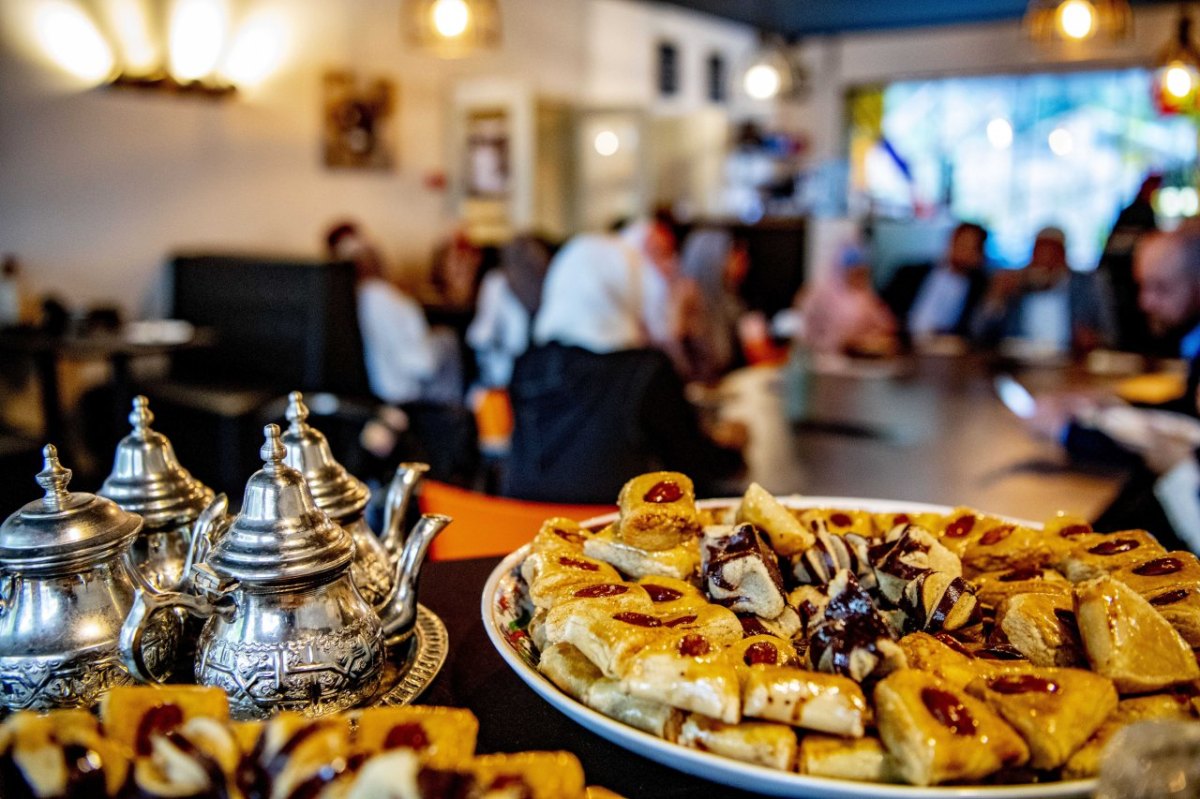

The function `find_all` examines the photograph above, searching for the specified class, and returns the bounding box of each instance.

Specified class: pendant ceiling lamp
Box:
[1024,0,1132,43]
[402,0,501,58]
[1154,6,1200,114]
[741,35,807,102]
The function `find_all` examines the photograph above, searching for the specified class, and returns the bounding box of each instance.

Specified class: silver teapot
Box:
[0,446,178,710]
[279,391,428,612]
[120,425,449,719]
[98,395,215,591]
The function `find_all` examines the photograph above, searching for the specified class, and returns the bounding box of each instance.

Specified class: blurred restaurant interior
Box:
[11,1,1200,797]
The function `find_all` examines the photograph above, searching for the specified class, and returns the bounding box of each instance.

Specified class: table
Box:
[718,353,1129,523]
[416,555,764,798]
[0,326,214,461]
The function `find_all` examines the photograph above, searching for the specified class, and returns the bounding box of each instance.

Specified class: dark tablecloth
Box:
[416,556,764,799]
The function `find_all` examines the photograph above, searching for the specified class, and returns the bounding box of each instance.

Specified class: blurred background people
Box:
[800,241,898,357]
[677,227,751,382]
[618,213,696,375]
[883,221,989,342]
[505,233,745,504]
[1099,174,1162,354]
[972,226,1115,353]
[466,234,553,388]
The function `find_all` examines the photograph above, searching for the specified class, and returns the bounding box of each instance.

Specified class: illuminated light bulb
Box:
[1165,64,1195,99]
[594,130,619,157]
[1058,0,1096,40]
[106,0,159,76]
[1048,127,1074,156]
[33,0,115,83]
[432,0,470,38]
[986,117,1013,149]
[221,9,289,88]
[169,0,227,82]
[744,63,781,100]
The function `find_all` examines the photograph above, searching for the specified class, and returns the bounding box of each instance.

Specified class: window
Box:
[657,41,679,97]
[707,52,727,103]
[850,69,1198,269]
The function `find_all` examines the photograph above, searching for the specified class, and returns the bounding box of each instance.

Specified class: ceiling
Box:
[650,0,1168,37]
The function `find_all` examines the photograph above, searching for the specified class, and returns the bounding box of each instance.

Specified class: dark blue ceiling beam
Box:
[651,0,1173,37]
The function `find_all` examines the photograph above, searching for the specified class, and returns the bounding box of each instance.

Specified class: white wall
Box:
[0,0,592,314]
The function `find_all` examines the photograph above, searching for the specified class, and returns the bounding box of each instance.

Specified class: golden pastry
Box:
[1062,693,1198,779]
[677,713,797,771]
[797,508,877,539]
[1110,550,1200,596]
[741,665,870,737]
[972,566,1072,610]
[583,523,700,580]
[616,471,700,551]
[874,669,1029,786]
[353,706,478,763]
[1143,584,1200,647]
[1074,575,1200,693]
[965,667,1117,769]
[99,684,229,757]
[960,522,1069,575]
[996,592,1085,667]
[1058,529,1166,582]
[798,735,900,783]
[735,482,814,556]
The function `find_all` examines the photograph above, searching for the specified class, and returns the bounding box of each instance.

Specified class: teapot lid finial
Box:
[128,395,154,437]
[36,444,72,511]
[285,391,309,435]
[261,424,286,472]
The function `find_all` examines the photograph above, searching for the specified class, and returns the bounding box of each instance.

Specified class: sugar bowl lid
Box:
[280,391,369,522]
[205,424,353,587]
[98,396,215,531]
[0,445,142,572]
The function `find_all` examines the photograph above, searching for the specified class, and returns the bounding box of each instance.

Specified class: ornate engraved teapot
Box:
[0,446,177,710]
[279,391,427,612]
[98,395,215,591]
[120,425,448,719]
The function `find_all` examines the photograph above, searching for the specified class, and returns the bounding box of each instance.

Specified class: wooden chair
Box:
[418,479,613,561]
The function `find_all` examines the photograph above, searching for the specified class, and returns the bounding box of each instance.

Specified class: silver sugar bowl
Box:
[280,391,427,611]
[98,395,215,591]
[120,425,449,719]
[0,446,177,710]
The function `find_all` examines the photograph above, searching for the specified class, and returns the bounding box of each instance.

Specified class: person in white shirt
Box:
[466,235,551,388]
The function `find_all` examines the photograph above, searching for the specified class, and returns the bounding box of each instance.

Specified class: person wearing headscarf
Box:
[505,234,745,504]
[677,228,750,381]
[466,234,552,387]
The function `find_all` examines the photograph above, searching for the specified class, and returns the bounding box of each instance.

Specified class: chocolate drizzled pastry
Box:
[125,719,240,799]
[792,521,876,590]
[808,570,906,683]
[872,524,962,606]
[898,572,980,634]
[701,523,787,619]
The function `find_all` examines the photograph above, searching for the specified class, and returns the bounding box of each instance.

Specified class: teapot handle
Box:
[181,494,229,592]
[118,569,234,683]
[0,570,18,617]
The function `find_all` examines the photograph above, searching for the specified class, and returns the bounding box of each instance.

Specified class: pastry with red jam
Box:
[1142,584,1200,647]
[796,508,876,539]
[971,566,1071,610]
[874,669,1029,786]
[353,706,478,764]
[965,667,1116,769]
[615,471,700,552]
[701,523,788,620]
[618,629,743,723]
[1074,576,1200,693]
[1057,529,1166,582]
[960,521,1070,576]
[100,685,230,760]
[350,748,588,799]
[521,550,624,610]
[1111,550,1200,596]
[735,482,814,556]
[676,713,797,771]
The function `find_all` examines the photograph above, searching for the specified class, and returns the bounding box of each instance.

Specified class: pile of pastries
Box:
[518,471,1200,787]
[0,685,615,799]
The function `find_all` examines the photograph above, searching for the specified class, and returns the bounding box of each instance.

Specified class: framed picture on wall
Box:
[323,71,396,170]
[465,109,510,197]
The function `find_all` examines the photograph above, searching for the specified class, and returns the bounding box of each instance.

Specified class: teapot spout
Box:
[380,462,431,562]
[377,513,451,645]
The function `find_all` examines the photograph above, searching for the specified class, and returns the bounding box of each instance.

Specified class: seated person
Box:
[972,227,1114,352]
[678,228,752,382]
[326,221,473,483]
[882,221,989,342]
[505,234,745,504]
[1025,230,1200,547]
[466,234,552,388]
[799,242,898,357]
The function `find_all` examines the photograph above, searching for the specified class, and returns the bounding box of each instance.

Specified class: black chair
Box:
[140,253,374,497]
